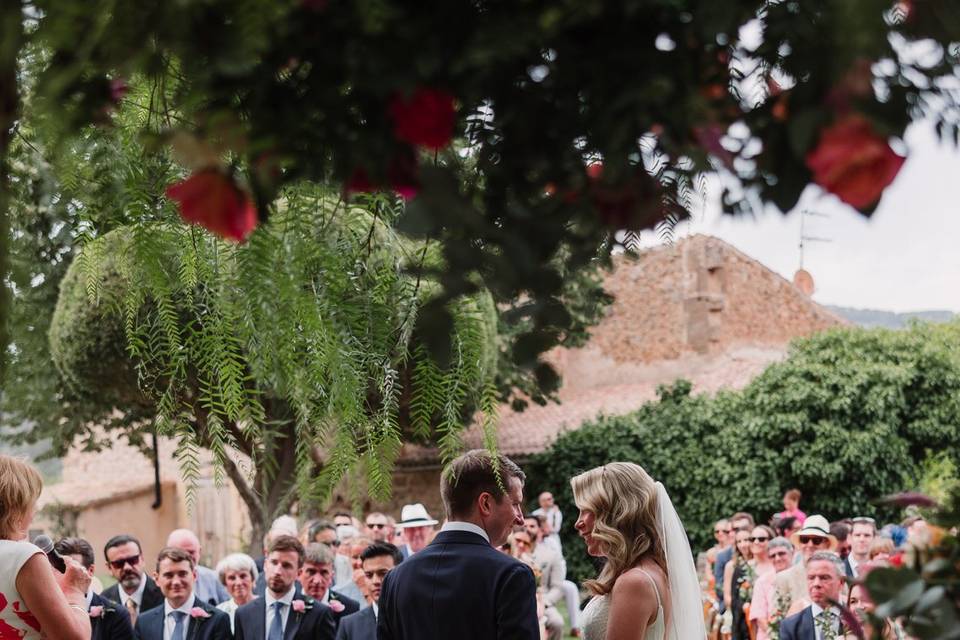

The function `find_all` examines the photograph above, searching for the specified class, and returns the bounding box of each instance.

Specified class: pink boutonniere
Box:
[89,606,104,618]
[189,607,211,619]
[327,600,345,614]
[291,600,306,614]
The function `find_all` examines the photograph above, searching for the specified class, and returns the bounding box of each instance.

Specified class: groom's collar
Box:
[440,521,490,543]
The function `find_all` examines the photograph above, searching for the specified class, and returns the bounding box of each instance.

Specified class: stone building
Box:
[37,234,843,556]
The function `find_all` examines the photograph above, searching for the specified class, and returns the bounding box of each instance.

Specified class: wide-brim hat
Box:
[790,514,838,550]
[395,503,439,529]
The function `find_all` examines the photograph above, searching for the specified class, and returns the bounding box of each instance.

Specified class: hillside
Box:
[826,306,956,329]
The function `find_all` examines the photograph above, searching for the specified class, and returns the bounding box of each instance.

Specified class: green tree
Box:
[528,323,960,584]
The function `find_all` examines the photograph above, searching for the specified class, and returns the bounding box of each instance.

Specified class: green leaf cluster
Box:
[527,322,960,585]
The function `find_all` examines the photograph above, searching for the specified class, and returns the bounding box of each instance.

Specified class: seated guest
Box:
[299,544,360,626]
[102,535,165,625]
[234,535,336,640]
[56,537,135,640]
[214,553,259,631]
[165,530,229,606]
[133,547,232,640]
[335,543,403,640]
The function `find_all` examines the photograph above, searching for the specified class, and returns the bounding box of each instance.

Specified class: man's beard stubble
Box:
[120,571,142,590]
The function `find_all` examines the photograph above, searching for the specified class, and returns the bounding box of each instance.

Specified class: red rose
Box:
[166,170,259,242]
[388,88,457,150]
[805,115,905,210]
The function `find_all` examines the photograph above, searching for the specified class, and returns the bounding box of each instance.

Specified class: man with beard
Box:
[101,535,165,626]
[234,535,336,640]
[56,537,134,640]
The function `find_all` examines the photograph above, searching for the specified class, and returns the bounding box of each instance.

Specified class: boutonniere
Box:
[89,606,104,618]
[189,607,211,619]
[327,598,345,614]
[291,599,312,614]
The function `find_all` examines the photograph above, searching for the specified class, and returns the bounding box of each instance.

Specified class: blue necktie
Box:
[268,601,285,640]
[170,611,187,640]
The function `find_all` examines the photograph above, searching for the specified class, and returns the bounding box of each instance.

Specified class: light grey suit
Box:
[532,545,565,640]
[195,565,230,606]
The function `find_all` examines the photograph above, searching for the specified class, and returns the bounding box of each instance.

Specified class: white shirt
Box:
[810,603,841,640]
[117,574,148,610]
[265,586,296,636]
[440,521,490,543]
[162,595,196,640]
[371,603,378,620]
[848,556,864,578]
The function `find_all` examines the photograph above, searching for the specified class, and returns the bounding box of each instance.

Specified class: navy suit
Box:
[333,608,375,640]
[779,607,816,640]
[234,592,335,640]
[325,591,359,626]
[90,592,135,640]
[133,599,232,640]
[377,529,541,640]
[102,576,166,616]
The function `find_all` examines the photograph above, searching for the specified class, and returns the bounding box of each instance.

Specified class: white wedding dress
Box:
[577,482,706,640]
[581,568,666,640]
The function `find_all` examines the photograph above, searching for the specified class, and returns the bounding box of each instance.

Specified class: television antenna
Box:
[794,209,831,296]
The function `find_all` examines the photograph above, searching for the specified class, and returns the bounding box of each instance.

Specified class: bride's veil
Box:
[655,481,707,640]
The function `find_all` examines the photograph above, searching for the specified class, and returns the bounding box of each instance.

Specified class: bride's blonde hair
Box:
[571,462,666,596]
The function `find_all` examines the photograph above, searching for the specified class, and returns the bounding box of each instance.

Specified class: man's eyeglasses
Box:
[715,528,732,534]
[798,536,827,546]
[108,554,142,570]
[749,536,770,543]
[321,540,341,548]
[366,523,387,529]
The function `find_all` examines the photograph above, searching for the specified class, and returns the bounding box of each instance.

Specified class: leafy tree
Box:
[527,323,960,584]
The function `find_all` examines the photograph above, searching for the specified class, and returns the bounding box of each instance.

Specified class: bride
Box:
[572,462,706,640]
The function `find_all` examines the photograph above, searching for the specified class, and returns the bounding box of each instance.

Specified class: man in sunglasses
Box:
[363,514,393,544]
[772,515,838,619]
[101,534,165,626]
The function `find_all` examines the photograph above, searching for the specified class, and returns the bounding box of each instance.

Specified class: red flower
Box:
[345,151,420,200]
[388,88,457,150]
[805,115,905,210]
[166,170,259,242]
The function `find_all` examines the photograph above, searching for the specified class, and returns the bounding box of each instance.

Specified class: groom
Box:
[377,449,541,639]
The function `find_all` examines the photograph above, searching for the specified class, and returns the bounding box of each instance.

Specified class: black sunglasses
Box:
[108,554,142,570]
[749,536,770,543]
[798,536,827,545]
[366,523,387,529]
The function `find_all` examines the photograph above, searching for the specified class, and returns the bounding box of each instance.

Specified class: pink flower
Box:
[89,606,104,618]
[291,600,306,614]
[189,607,211,619]
[328,600,345,614]
[165,169,259,243]
[388,88,457,150]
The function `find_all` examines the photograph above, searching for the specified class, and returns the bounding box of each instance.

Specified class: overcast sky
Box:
[646,120,960,314]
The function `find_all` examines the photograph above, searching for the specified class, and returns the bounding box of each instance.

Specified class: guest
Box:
[234,535,336,640]
[523,516,565,640]
[165,530,230,606]
[393,504,438,559]
[214,552,258,630]
[298,544,360,626]
[0,454,92,640]
[362,514,392,544]
[869,537,896,563]
[56,537,135,640]
[776,489,807,527]
[779,552,845,640]
[332,513,354,529]
[531,492,563,552]
[335,543,403,640]
[772,515,838,620]
[255,526,306,597]
[749,537,794,640]
[724,525,754,640]
[101,535,165,625]
[846,517,876,578]
[844,580,905,640]
[133,547,232,640]
[715,512,754,613]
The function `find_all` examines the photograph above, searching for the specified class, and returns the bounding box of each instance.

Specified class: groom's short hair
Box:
[441,449,525,519]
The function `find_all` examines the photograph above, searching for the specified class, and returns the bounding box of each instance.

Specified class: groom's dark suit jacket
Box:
[779,606,816,640]
[133,598,231,640]
[234,591,336,640]
[377,529,541,640]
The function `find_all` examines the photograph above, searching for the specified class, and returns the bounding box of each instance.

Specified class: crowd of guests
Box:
[702,489,930,640]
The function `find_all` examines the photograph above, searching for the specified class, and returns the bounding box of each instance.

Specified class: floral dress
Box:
[731,559,756,640]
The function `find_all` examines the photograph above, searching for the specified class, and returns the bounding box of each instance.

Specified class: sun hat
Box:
[790,514,838,550]
[395,503,439,529]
